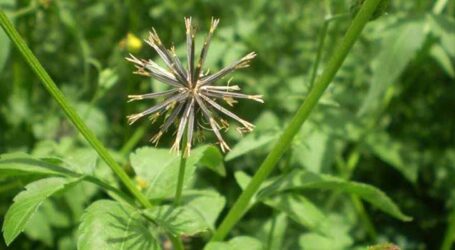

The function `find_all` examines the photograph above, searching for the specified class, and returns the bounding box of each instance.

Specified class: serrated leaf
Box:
[182,190,226,229]
[204,236,263,250]
[78,200,160,250]
[130,145,213,199]
[0,153,77,178]
[258,170,412,221]
[2,177,81,245]
[235,172,328,231]
[144,205,209,236]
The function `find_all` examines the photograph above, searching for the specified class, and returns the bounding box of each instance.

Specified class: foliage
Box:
[0,0,454,249]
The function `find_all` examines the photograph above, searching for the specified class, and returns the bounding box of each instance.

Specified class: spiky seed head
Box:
[126,17,263,156]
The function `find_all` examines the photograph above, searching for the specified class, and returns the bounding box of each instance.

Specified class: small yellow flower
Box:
[125,33,143,53]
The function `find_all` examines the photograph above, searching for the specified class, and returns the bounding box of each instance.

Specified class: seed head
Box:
[126,17,263,156]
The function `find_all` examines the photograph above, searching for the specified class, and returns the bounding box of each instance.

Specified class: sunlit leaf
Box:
[145,205,209,236]
[204,236,263,250]
[130,145,215,199]
[264,193,326,230]
[365,132,420,183]
[258,170,412,221]
[360,17,426,114]
[77,200,160,250]
[2,177,81,245]
[0,153,77,178]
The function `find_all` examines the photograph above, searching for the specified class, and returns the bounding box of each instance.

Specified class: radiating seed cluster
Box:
[126,17,263,156]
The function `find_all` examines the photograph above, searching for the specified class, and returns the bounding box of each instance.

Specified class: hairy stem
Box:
[211,0,383,241]
[0,11,153,209]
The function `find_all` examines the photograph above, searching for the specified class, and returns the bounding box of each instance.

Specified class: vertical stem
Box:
[211,0,383,241]
[351,194,377,240]
[309,13,350,90]
[174,134,188,206]
[308,21,328,89]
[441,210,455,250]
[169,234,185,250]
[120,125,147,156]
[0,11,153,209]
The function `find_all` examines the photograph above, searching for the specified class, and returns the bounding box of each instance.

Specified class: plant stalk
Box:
[441,210,455,250]
[211,0,383,241]
[174,133,188,206]
[308,13,349,89]
[0,11,153,209]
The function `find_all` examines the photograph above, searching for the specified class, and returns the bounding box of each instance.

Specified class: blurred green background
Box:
[0,0,454,249]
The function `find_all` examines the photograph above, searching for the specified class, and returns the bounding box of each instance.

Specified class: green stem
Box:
[433,0,448,14]
[351,194,377,240]
[308,21,328,89]
[169,234,185,250]
[0,11,152,209]
[210,0,383,241]
[308,13,349,89]
[174,135,188,206]
[11,0,38,18]
[120,125,147,156]
[441,210,455,250]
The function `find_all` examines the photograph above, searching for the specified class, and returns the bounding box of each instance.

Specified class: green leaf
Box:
[226,133,278,161]
[360,17,426,114]
[299,232,351,250]
[236,172,329,231]
[258,170,412,221]
[98,68,119,94]
[428,14,455,57]
[130,145,213,199]
[182,190,226,230]
[198,146,226,176]
[364,132,420,183]
[430,43,455,77]
[23,206,54,247]
[298,214,354,250]
[0,152,78,177]
[367,243,400,250]
[2,177,81,245]
[264,193,326,230]
[255,213,287,250]
[63,148,98,175]
[204,236,263,250]
[292,121,335,173]
[234,171,275,206]
[144,205,209,236]
[78,200,160,250]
